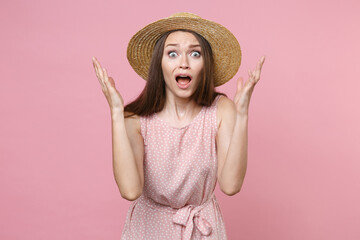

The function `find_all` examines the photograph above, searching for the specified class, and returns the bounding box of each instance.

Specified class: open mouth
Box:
[175,74,192,89]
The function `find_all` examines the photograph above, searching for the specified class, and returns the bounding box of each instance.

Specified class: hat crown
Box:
[168,12,201,19]
[127,12,241,86]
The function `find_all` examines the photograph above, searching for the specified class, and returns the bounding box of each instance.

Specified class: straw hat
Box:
[127,12,241,87]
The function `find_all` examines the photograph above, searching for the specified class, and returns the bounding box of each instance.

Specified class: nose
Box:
[179,55,190,69]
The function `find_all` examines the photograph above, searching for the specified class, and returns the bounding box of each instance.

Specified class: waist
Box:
[137,192,217,238]
[138,192,216,214]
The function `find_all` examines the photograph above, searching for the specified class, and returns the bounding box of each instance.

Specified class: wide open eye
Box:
[168,51,178,57]
[191,51,201,57]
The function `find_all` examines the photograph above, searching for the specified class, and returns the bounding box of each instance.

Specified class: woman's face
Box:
[161,31,204,100]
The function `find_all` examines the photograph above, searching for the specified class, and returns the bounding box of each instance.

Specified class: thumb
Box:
[108,77,116,88]
[237,77,243,92]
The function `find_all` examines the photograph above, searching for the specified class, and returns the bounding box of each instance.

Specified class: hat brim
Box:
[127,14,241,87]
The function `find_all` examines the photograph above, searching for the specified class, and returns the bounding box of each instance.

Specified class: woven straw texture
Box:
[127,12,241,87]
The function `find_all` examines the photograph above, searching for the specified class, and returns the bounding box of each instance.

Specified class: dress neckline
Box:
[154,106,205,130]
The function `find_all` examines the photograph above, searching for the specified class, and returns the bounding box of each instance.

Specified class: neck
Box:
[162,94,200,121]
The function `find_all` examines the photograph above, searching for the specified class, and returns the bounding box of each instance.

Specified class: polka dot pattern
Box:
[121,95,227,239]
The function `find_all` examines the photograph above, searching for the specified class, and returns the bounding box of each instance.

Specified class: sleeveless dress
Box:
[121,95,227,240]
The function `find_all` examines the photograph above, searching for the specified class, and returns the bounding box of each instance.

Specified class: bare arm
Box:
[92,57,144,201]
[111,112,144,201]
[216,97,248,196]
[216,56,265,196]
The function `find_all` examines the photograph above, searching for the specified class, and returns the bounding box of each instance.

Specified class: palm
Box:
[233,56,265,115]
[92,57,124,111]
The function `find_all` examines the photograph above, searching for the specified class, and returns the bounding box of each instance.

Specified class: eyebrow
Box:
[164,43,201,48]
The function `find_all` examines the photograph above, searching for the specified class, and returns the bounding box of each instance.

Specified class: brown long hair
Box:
[124,29,224,117]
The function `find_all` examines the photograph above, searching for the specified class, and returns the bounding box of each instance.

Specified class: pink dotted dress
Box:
[121,95,227,239]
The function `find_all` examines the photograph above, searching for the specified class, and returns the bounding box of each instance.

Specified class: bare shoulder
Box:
[124,111,141,134]
[217,96,237,127]
[218,95,236,112]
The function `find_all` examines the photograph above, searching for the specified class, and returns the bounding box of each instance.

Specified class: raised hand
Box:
[92,57,124,114]
[233,56,265,116]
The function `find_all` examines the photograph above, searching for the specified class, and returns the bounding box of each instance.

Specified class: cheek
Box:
[162,61,177,78]
[161,60,168,74]
[161,58,170,71]
[194,64,204,75]
[161,61,173,83]
[162,66,170,78]
[192,59,204,72]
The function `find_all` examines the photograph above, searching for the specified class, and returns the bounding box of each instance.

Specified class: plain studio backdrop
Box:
[0,0,359,239]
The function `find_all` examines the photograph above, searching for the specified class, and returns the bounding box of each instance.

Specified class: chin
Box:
[174,92,193,100]
[178,87,197,97]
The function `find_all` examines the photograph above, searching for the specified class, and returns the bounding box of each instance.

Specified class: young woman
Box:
[92,12,265,240]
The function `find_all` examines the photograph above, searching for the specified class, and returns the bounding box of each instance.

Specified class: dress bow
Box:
[172,201,213,239]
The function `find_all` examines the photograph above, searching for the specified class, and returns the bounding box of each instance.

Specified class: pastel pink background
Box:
[1,0,359,239]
